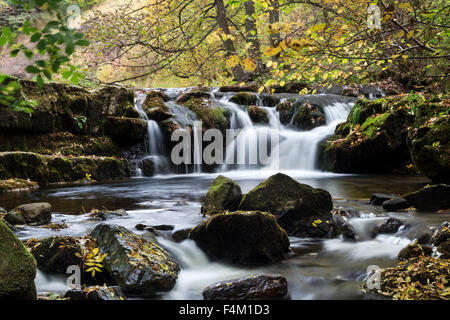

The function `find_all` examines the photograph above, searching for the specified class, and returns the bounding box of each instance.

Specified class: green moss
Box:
[0,219,37,299]
[360,112,391,138]
[201,175,242,215]
[0,178,38,193]
[185,98,230,132]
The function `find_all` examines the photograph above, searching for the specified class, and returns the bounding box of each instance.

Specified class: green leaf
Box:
[25,65,41,74]
[36,75,45,88]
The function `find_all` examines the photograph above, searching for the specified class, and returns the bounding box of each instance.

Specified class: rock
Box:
[90,224,180,296]
[276,99,296,125]
[89,209,128,221]
[201,175,243,215]
[104,117,147,145]
[331,213,356,240]
[318,98,413,174]
[292,102,326,130]
[64,286,126,300]
[407,114,449,183]
[219,85,258,93]
[398,243,432,261]
[432,222,450,247]
[152,225,174,231]
[28,236,83,274]
[238,173,333,237]
[247,106,269,124]
[370,193,398,205]
[202,274,288,300]
[15,202,52,225]
[404,184,450,211]
[260,95,280,107]
[230,92,257,106]
[0,207,6,214]
[189,211,290,264]
[142,93,173,122]
[377,218,405,234]
[176,91,211,104]
[437,240,450,258]
[0,178,38,193]
[171,228,192,243]
[0,152,130,185]
[4,211,26,225]
[382,198,410,211]
[184,98,230,133]
[0,219,37,299]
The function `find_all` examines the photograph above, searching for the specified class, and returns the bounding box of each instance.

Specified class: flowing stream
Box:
[2,89,448,300]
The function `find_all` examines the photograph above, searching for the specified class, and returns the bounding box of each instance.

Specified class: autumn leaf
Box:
[242,58,256,72]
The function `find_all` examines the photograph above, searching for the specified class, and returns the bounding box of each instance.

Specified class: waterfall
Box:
[218,95,354,172]
[133,92,168,176]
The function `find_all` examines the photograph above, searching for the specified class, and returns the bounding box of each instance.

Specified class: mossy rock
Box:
[276,99,296,125]
[201,175,242,215]
[0,178,38,193]
[230,92,257,106]
[403,184,450,211]
[142,94,173,122]
[407,116,449,183]
[247,106,269,124]
[0,219,37,299]
[28,236,83,274]
[184,98,230,133]
[176,91,210,104]
[238,173,333,237]
[189,211,290,265]
[318,107,413,173]
[90,224,180,296]
[292,102,325,130]
[104,117,147,145]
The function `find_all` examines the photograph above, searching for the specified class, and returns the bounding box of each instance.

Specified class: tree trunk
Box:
[215,0,246,82]
[245,0,262,77]
[268,0,281,47]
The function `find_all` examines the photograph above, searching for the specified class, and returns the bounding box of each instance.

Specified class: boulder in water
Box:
[377,218,405,234]
[4,211,26,225]
[0,219,37,299]
[331,213,356,240]
[171,228,192,243]
[90,224,180,296]
[230,92,257,106]
[202,274,288,300]
[89,209,128,221]
[189,211,290,264]
[142,94,173,122]
[64,286,126,300]
[176,91,210,104]
[292,102,326,130]
[247,106,269,124]
[382,198,410,212]
[201,175,242,215]
[238,173,333,237]
[404,184,450,211]
[370,193,398,205]
[14,202,52,225]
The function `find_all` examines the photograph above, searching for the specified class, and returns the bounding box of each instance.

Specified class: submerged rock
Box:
[15,202,52,226]
[202,274,288,300]
[89,209,128,221]
[64,286,126,301]
[171,228,192,243]
[201,175,242,215]
[404,184,450,211]
[370,193,398,205]
[90,224,180,296]
[0,219,37,299]
[189,211,290,265]
[238,173,333,237]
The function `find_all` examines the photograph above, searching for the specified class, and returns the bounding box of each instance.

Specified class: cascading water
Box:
[133,92,168,176]
[215,94,354,172]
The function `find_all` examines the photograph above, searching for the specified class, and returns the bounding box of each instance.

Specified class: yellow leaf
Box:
[242,58,257,72]
[226,55,240,68]
[263,46,282,57]
[93,248,99,255]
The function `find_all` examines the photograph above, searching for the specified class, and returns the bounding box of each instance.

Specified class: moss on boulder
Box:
[142,93,173,122]
[201,175,242,215]
[247,106,269,124]
[104,117,147,145]
[230,92,257,106]
[184,98,230,133]
[0,219,37,299]
[238,173,333,237]
[189,211,290,265]
[0,178,38,193]
[403,184,450,211]
[90,224,180,296]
